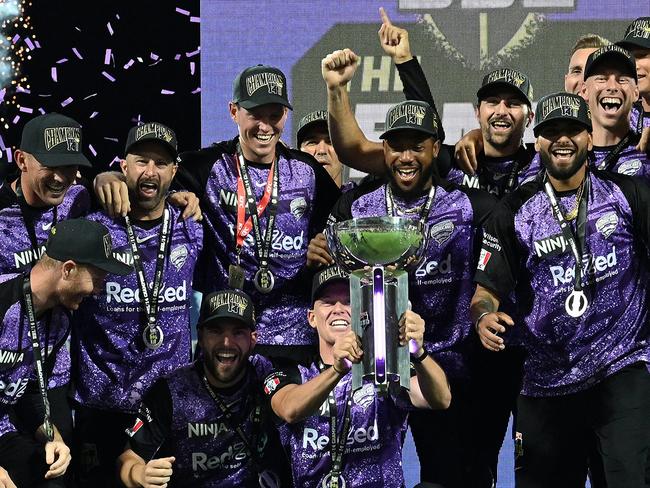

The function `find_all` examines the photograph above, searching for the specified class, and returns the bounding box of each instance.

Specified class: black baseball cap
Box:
[311,266,349,303]
[477,68,533,106]
[19,113,91,168]
[199,289,256,330]
[45,219,132,275]
[232,65,292,110]
[616,17,650,50]
[379,100,440,140]
[296,110,328,147]
[583,45,637,81]
[124,122,178,159]
[533,92,592,137]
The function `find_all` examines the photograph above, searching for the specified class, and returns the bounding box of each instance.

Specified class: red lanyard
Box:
[235,156,275,249]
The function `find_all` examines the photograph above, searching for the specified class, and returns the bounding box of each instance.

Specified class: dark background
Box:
[0,0,200,177]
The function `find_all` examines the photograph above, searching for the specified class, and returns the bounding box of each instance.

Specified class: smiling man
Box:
[580,45,650,180]
[472,92,650,487]
[118,289,290,488]
[0,218,129,487]
[70,123,203,486]
[310,100,496,487]
[175,65,340,365]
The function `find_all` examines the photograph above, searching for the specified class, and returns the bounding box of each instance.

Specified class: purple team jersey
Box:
[0,274,70,436]
[0,182,89,389]
[72,204,202,413]
[265,362,412,488]
[475,170,650,396]
[591,140,650,184]
[630,102,650,134]
[329,179,494,378]
[177,138,340,347]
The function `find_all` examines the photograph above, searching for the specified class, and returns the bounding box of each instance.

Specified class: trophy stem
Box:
[372,266,386,385]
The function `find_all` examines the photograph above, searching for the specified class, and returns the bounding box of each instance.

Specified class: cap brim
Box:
[311,277,349,303]
[533,117,592,137]
[296,119,328,146]
[477,82,532,105]
[125,140,178,159]
[616,39,650,50]
[238,97,293,111]
[90,257,132,276]
[31,151,92,168]
[379,126,438,140]
[585,52,637,81]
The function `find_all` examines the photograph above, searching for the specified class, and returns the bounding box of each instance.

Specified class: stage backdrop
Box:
[201,0,648,180]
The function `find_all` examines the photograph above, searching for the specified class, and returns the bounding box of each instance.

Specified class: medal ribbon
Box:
[124,207,172,341]
[594,132,636,172]
[235,145,279,275]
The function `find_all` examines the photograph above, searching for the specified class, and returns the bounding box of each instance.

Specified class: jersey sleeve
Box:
[126,379,173,461]
[261,360,303,400]
[473,200,521,300]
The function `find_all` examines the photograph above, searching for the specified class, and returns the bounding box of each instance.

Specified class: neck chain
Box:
[563,176,586,221]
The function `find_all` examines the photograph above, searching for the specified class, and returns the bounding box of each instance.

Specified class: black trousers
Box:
[0,431,67,487]
[515,362,650,488]
[72,405,134,488]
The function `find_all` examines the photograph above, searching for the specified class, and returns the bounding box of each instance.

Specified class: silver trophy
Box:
[326,217,428,393]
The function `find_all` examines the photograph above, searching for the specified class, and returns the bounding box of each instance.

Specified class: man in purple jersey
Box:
[565,34,610,95]
[264,266,450,488]
[118,289,291,488]
[472,92,650,487]
[71,123,203,487]
[170,65,340,365]
[0,113,93,457]
[0,219,130,487]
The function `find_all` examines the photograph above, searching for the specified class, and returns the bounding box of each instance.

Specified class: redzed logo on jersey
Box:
[477,249,492,271]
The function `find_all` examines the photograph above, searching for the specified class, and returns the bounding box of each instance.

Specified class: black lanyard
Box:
[633,100,645,134]
[543,173,590,293]
[593,132,635,171]
[201,374,263,472]
[15,180,57,266]
[22,276,55,442]
[124,208,171,349]
[385,183,436,228]
[319,361,353,488]
[236,145,280,282]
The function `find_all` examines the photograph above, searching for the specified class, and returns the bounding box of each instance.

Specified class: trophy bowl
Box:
[325,216,428,272]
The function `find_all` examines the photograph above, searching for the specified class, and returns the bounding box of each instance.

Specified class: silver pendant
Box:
[254,268,275,294]
[258,469,280,488]
[565,290,588,318]
[142,324,164,349]
[321,474,346,488]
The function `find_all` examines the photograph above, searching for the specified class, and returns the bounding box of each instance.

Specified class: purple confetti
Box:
[89,144,97,157]
[150,52,159,61]
[12,116,20,125]
[123,59,134,70]
[136,57,143,63]
[51,67,57,82]
[185,47,200,58]
[5,149,12,163]
[175,7,190,15]
[174,54,181,61]
[101,71,116,82]
[60,97,73,107]
[109,157,121,167]
[160,89,175,95]
[25,38,35,50]
[104,48,112,65]
[0,89,5,102]
[107,22,114,35]
[90,111,99,119]
[0,135,5,151]
[116,14,120,20]
[191,87,201,94]
[38,108,46,115]
[104,137,119,142]
[12,34,20,43]
[190,16,200,23]
[16,86,30,94]
[83,93,97,100]
[72,47,83,59]
[56,58,68,64]
[34,40,41,49]
[190,61,195,75]
[19,106,33,114]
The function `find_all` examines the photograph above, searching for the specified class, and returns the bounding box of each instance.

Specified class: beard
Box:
[389,158,437,199]
[539,145,589,181]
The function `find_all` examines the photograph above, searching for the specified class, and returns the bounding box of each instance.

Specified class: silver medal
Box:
[565,290,588,318]
[254,268,275,294]
[142,324,164,349]
[321,474,346,488]
[258,469,280,488]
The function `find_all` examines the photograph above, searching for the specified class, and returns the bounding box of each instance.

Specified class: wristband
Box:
[474,311,491,332]
[410,349,428,364]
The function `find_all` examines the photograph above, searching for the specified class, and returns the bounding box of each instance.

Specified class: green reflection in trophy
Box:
[326,217,428,392]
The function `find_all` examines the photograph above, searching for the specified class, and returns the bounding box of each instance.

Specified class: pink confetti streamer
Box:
[175,7,190,15]
[89,111,99,119]
[56,58,68,64]
[19,106,33,114]
[160,89,175,95]
[51,67,57,82]
[72,48,83,59]
[89,145,97,157]
[12,116,20,125]
[34,40,41,49]
[190,16,200,23]
[101,71,116,82]
[12,34,20,43]
[107,22,114,35]
[104,48,112,65]
[150,52,159,61]
[185,48,200,58]
[24,38,35,50]
[0,89,6,103]
[123,59,134,70]
[60,97,73,107]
